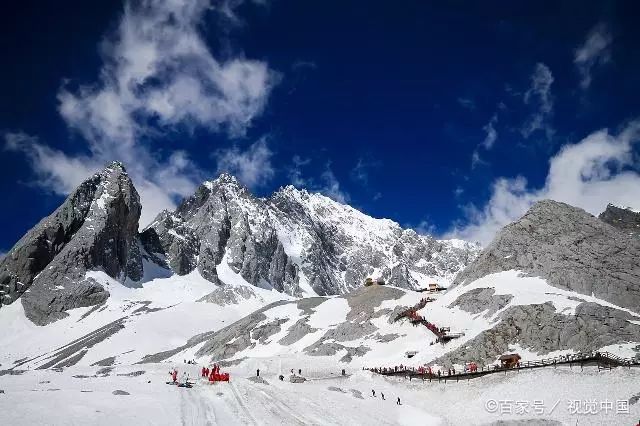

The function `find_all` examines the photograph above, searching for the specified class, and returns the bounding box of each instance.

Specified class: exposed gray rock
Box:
[112,390,130,395]
[191,300,292,360]
[278,317,318,346]
[0,162,150,324]
[1,166,478,327]
[339,346,371,363]
[247,376,269,385]
[252,318,289,344]
[434,302,640,367]
[599,204,640,239]
[454,200,640,312]
[117,371,145,377]
[32,319,126,370]
[373,333,400,343]
[142,174,479,297]
[197,285,256,305]
[450,288,513,317]
[96,367,113,376]
[328,386,346,393]
[91,356,116,367]
[349,389,364,399]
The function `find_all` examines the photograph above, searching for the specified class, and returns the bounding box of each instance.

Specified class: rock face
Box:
[1,165,479,324]
[435,301,640,368]
[0,162,145,325]
[599,204,640,239]
[142,174,480,296]
[140,284,407,364]
[453,200,640,312]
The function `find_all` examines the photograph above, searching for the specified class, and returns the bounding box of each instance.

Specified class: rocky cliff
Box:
[0,162,144,325]
[599,204,640,239]
[141,174,480,296]
[0,165,479,325]
[453,200,640,311]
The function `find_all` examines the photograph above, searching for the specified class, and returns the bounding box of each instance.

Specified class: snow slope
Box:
[0,270,291,370]
[1,362,638,425]
[138,271,640,373]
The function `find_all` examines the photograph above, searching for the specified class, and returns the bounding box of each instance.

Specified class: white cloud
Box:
[286,158,351,203]
[351,158,369,184]
[448,120,640,245]
[521,63,554,140]
[411,219,436,236]
[481,114,498,150]
[319,163,350,204]
[350,157,380,185]
[471,113,499,169]
[288,155,311,187]
[5,133,201,227]
[574,23,612,90]
[457,97,476,110]
[215,138,274,188]
[5,132,102,194]
[7,0,275,227]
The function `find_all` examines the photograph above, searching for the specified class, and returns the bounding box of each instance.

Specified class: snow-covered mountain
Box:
[140,173,479,297]
[1,164,640,425]
[0,162,479,326]
[137,200,640,369]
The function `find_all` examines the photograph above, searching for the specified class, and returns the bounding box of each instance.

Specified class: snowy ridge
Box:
[130,270,640,371]
[140,175,481,298]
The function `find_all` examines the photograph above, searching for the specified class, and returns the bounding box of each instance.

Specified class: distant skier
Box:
[397,397,401,405]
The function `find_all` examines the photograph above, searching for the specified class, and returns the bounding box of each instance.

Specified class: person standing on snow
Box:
[381,393,385,400]
[372,389,376,397]
[397,397,401,405]
[257,369,260,377]
[201,367,206,377]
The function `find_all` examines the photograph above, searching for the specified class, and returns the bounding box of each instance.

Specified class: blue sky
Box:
[2,0,640,253]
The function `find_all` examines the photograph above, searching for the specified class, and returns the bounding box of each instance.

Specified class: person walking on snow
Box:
[257,369,260,377]
[397,397,401,405]
[381,393,385,400]
[171,369,178,384]
[372,389,376,397]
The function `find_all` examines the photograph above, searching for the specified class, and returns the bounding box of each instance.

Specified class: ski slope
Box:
[1,362,639,425]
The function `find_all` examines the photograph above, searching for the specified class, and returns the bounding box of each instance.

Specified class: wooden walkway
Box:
[366,351,640,382]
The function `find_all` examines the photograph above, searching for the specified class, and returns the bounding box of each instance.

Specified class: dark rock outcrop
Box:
[0,162,145,324]
[599,204,640,239]
[435,302,640,368]
[453,200,640,312]
[143,175,479,297]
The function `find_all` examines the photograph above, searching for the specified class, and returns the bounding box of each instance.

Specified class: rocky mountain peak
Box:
[453,199,640,311]
[0,162,144,325]
[599,203,640,239]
